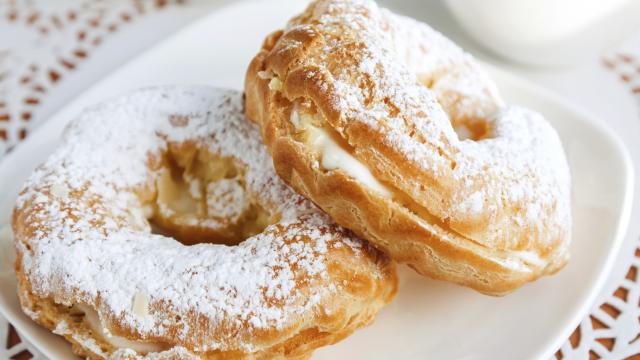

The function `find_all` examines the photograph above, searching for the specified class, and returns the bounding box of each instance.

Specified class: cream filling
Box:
[292,109,392,197]
[291,109,546,269]
[77,304,167,354]
[512,249,546,268]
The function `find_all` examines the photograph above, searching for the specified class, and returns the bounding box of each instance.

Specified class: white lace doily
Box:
[555,52,640,360]
[1,1,639,359]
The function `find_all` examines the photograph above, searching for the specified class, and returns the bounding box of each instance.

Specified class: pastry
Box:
[245,0,571,295]
[12,86,397,359]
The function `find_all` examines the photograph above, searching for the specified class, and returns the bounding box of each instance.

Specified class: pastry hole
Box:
[416,74,494,142]
[148,145,277,246]
[453,120,494,141]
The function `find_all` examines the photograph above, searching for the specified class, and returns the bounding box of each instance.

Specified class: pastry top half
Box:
[245,0,571,295]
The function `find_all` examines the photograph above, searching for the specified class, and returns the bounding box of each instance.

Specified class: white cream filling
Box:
[292,109,392,197]
[291,111,550,271]
[77,304,166,354]
[512,250,546,268]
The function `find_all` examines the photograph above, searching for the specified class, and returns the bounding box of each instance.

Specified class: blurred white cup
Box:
[444,0,640,67]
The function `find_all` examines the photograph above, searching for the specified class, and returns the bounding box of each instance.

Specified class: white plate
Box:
[0,1,634,359]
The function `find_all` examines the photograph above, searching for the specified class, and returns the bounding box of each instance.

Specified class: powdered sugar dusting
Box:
[205,178,249,219]
[14,86,378,353]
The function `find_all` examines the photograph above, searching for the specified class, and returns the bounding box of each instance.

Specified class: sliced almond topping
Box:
[268,77,283,91]
[132,291,149,316]
[50,183,70,199]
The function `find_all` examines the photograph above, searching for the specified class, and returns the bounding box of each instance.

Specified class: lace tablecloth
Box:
[1,1,639,359]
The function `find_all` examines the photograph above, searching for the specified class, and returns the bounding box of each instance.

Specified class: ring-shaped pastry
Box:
[13,86,397,359]
[245,0,571,295]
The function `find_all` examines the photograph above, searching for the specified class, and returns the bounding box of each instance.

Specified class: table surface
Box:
[1,1,639,359]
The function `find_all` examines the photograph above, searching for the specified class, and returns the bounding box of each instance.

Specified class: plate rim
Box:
[486,64,636,359]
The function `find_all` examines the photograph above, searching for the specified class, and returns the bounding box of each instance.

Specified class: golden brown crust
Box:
[245,0,571,295]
